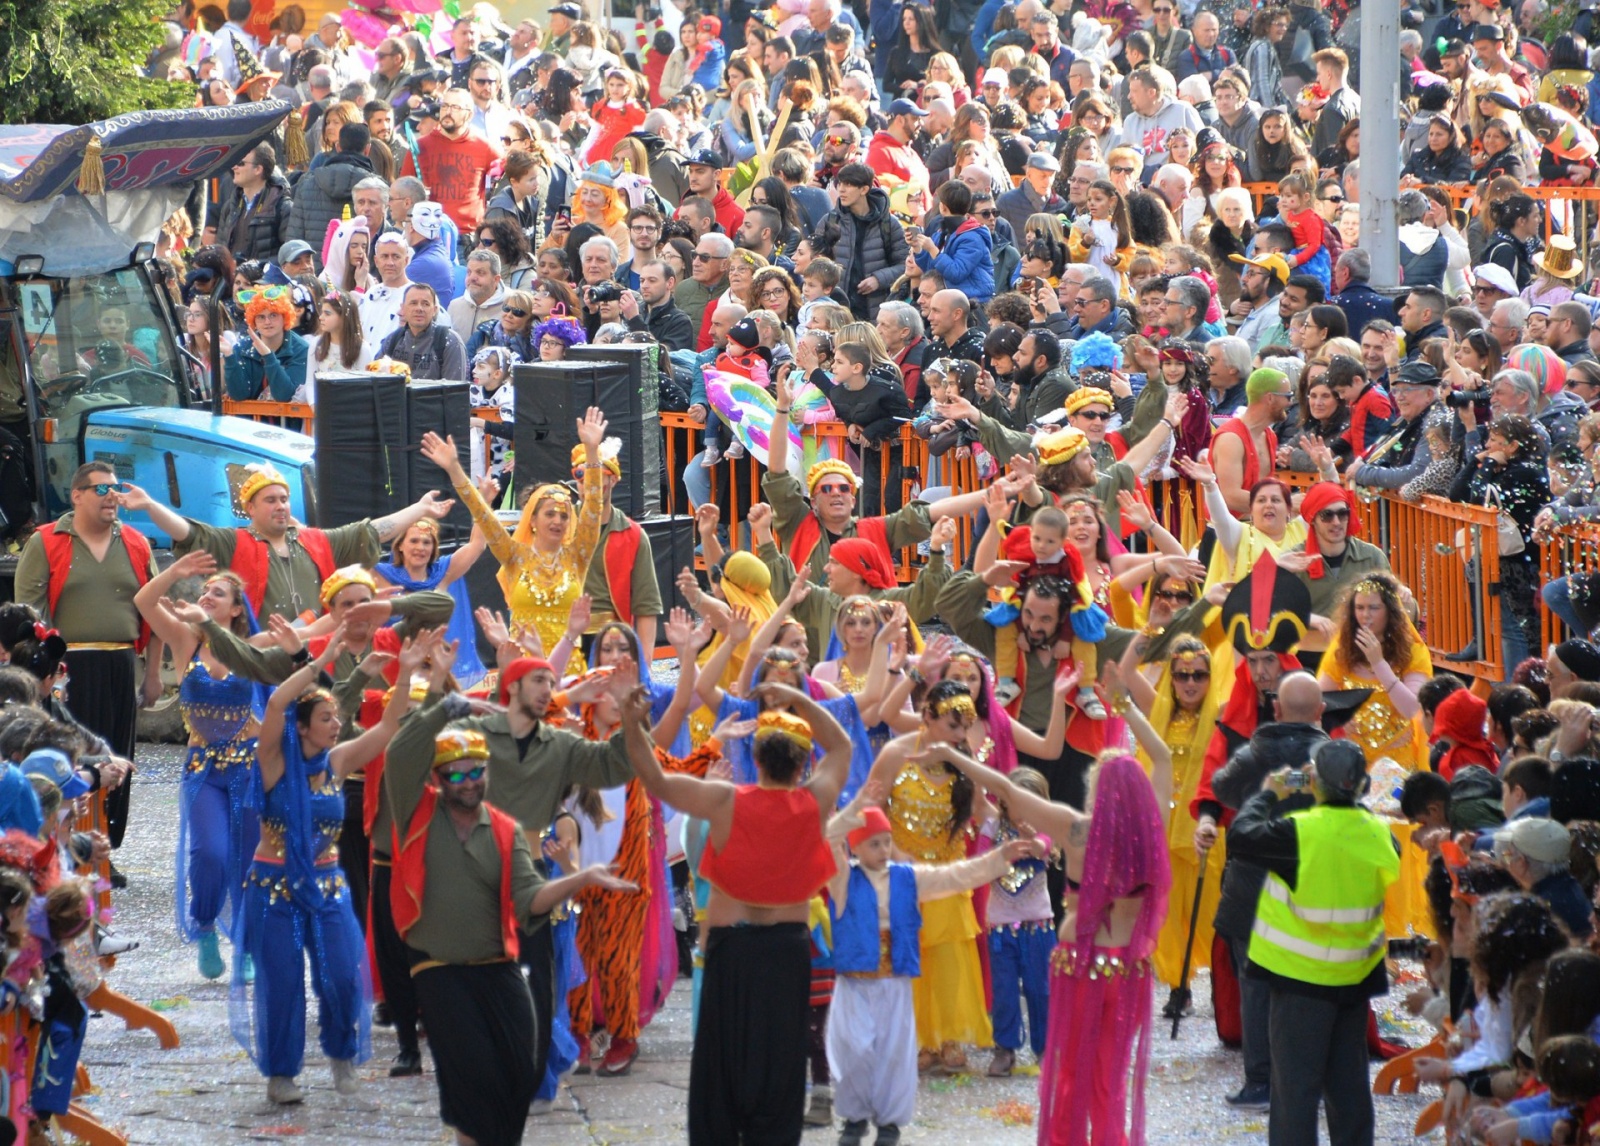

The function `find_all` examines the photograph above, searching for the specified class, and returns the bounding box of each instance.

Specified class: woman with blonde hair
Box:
[727,248,770,309]
[721,77,774,164]
[838,321,903,389]
[927,52,971,105]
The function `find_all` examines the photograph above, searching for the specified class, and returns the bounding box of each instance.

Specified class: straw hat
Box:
[1534,235,1583,280]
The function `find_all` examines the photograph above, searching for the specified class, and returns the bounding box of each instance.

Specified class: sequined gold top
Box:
[457,464,604,676]
[890,763,970,864]
[1322,634,1432,771]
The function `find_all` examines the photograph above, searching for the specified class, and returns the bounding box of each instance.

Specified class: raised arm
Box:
[548,595,591,678]
[133,550,220,660]
[652,608,700,748]
[1116,390,1185,477]
[440,474,495,587]
[115,483,191,543]
[422,431,519,568]
[620,686,735,823]
[259,629,347,793]
[739,576,808,695]
[759,681,853,813]
[1105,661,1173,817]
[695,606,753,713]
[330,630,440,778]
[373,489,457,545]
[857,603,908,726]
[925,740,1085,843]
[1179,454,1244,563]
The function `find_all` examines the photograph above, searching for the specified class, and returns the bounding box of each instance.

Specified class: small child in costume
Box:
[825,793,1042,1146]
[977,502,1110,717]
[979,766,1057,1077]
[468,345,518,484]
[702,317,771,466]
[1275,172,1331,290]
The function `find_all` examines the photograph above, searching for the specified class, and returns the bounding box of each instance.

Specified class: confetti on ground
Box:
[1012,1062,1041,1077]
[984,1099,1036,1126]
[249,1127,306,1136]
[927,1073,976,1093]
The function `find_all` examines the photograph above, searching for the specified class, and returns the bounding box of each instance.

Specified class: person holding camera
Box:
[1225,736,1400,1146]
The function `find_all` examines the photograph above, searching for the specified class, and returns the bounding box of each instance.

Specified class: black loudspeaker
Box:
[405,381,472,545]
[565,343,661,518]
[510,357,653,518]
[313,371,409,528]
[639,514,694,647]
[459,520,513,666]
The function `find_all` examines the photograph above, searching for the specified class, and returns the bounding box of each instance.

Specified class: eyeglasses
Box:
[478,236,498,247]
[1171,670,1211,682]
[1154,589,1195,603]
[435,765,487,784]
[692,251,723,261]
[815,482,853,495]
[1271,389,1294,399]
[1316,507,1351,522]
[1110,164,1135,174]
[76,481,130,496]
[976,208,998,218]
[761,286,789,299]
[377,49,402,57]
[1076,409,1113,421]
[504,307,530,318]
[631,223,661,232]
[501,136,527,145]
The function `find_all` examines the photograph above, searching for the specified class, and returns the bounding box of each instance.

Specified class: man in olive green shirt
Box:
[575,445,662,651]
[1279,487,1393,667]
[121,474,453,624]
[384,686,632,1146]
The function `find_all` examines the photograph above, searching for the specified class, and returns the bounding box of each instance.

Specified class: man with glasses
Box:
[622,260,694,351]
[371,37,409,103]
[616,207,662,290]
[1063,159,1107,213]
[1488,297,1530,357]
[679,233,734,351]
[400,88,502,235]
[1545,300,1599,366]
[1064,274,1134,341]
[16,460,156,858]
[217,143,292,265]
[1163,274,1214,344]
[1212,366,1292,516]
[1470,263,1518,323]
[1283,482,1392,658]
[814,122,863,187]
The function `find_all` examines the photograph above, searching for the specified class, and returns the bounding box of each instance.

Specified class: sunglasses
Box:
[1154,589,1195,602]
[471,77,495,85]
[504,307,530,318]
[1110,164,1135,174]
[1076,409,1112,421]
[435,765,487,784]
[692,251,722,261]
[501,136,526,145]
[76,481,131,496]
[815,482,854,495]
[478,236,498,247]
[1316,507,1351,522]
[236,284,290,304]
[976,208,998,218]
[1171,670,1211,682]
[1319,194,1345,203]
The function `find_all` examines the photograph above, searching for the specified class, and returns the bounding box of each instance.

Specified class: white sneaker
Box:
[530,1099,555,1116]
[700,446,722,467]
[725,439,746,459]
[267,1076,304,1105]
[331,1058,359,1096]
[1077,686,1108,720]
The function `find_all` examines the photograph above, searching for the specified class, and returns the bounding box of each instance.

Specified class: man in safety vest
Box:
[573,441,661,652]
[1226,739,1400,1146]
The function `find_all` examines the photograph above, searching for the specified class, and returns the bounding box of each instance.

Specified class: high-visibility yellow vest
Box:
[1247,803,1400,987]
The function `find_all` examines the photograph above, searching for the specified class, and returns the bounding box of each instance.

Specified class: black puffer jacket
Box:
[812,186,910,321]
[286,150,375,254]
[215,173,293,264]
[1210,720,1325,941]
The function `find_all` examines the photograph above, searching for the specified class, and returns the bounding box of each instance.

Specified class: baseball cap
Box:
[1228,251,1292,285]
[551,2,581,17]
[1026,152,1061,172]
[1498,817,1571,864]
[277,240,313,265]
[887,98,928,118]
[1312,740,1369,799]
[1470,21,1504,39]
[20,748,89,801]
[982,66,1008,87]
[1393,359,1443,386]
[685,148,724,169]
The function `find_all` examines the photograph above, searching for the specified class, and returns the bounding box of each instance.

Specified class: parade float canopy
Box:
[0,101,292,275]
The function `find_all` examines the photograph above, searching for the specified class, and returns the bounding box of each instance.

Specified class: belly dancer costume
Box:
[888,760,991,1052]
[1038,756,1171,1146]
[230,721,371,1079]
[175,655,262,951]
[537,812,585,1103]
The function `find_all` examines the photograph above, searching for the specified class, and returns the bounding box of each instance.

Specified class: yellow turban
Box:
[1036,426,1090,467]
[1065,387,1114,416]
[570,438,623,478]
[238,465,290,507]
[432,729,490,768]
[806,459,860,494]
[756,709,813,748]
[703,550,779,686]
[319,564,377,608]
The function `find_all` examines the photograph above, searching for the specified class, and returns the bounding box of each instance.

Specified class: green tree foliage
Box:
[0,0,189,124]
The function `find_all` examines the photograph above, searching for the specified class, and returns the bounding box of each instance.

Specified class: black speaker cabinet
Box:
[564,343,662,518]
[639,514,694,646]
[405,381,472,545]
[511,357,652,519]
[313,371,409,528]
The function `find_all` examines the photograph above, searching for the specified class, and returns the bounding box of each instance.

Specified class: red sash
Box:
[231,526,336,617]
[39,522,153,652]
[603,517,643,625]
[788,514,891,578]
[393,787,522,961]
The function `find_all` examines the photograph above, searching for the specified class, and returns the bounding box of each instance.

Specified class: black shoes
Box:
[1226,1082,1270,1111]
[389,1048,423,1077]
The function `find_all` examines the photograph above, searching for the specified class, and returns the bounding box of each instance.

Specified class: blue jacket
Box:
[1330,282,1397,340]
[915,217,995,304]
[832,863,922,977]
[691,38,726,91]
[225,329,309,402]
[409,236,456,308]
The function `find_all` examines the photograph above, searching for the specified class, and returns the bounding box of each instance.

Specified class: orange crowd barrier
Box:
[220,398,315,433]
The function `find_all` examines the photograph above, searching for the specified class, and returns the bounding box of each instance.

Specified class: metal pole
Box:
[1359,0,1401,289]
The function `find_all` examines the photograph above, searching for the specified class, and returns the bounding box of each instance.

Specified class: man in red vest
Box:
[574,441,661,653]
[763,373,986,586]
[123,464,454,623]
[384,665,635,1146]
[1212,368,1292,517]
[15,461,158,858]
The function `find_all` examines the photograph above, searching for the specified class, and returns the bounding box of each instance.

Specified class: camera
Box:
[1445,389,1488,409]
[587,282,622,304]
[1387,936,1432,960]
[1283,769,1311,791]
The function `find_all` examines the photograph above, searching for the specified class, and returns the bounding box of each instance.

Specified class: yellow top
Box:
[457,464,605,676]
[889,763,970,865]
[1205,517,1308,589]
[1320,633,1433,772]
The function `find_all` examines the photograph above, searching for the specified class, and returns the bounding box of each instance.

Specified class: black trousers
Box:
[1267,985,1375,1146]
[339,781,369,929]
[368,860,418,1056]
[65,648,137,848]
[519,922,555,1085]
[413,958,538,1146]
[689,922,811,1146]
[1227,935,1272,1088]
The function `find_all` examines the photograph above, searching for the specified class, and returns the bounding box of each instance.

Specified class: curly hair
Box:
[1471,891,1570,1004]
[532,314,586,348]
[244,288,296,329]
[1331,570,1415,679]
[750,265,801,323]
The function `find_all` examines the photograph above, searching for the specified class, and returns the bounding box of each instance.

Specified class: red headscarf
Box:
[1300,481,1360,580]
[830,537,897,590]
[499,656,555,705]
[1433,689,1500,780]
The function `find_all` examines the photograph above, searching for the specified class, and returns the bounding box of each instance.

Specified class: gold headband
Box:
[406,519,439,538]
[432,729,490,768]
[320,564,378,608]
[1353,578,1387,597]
[532,483,574,507]
[932,693,977,720]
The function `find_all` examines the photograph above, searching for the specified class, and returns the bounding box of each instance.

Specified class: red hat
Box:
[1433,689,1499,780]
[699,14,722,36]
[499,656,555,705]
[830,538,897,590]
[1300,481,1359,580]
[848,806,893,850]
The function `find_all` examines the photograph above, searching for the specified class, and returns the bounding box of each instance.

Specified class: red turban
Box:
[1433,689,1500,780]
[1300,481,1359,581]
[499,657,555,705]
[831,538,897,591]
[848,806,893,850]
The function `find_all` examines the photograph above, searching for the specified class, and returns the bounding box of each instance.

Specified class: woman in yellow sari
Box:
[1316,570,1435,936]
[419,411,609,674]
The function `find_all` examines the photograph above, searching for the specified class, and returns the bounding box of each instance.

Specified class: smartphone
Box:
[1283,769,1311,791]
[904,224,922,242]
[1386,936,1431,960]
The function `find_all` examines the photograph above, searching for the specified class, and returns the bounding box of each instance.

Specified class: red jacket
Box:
[586,100,647,166]
[1344,383,1395,460]
[864,130,930,213]
[707,186,745,238]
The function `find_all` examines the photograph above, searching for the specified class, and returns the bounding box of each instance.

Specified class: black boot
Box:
[838,1119,869,1146]
[874,1125,901,1146]
[389,1047,423,1077]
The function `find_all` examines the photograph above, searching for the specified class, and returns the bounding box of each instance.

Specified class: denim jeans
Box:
[1543,577,1586,637]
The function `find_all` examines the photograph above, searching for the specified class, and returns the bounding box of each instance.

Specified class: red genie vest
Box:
[393,788,523,961]
[231,527,336,617]
[1214,417,1278,490]
[39,522,154,652]
[789,514,891,579]
[602,517,643,626]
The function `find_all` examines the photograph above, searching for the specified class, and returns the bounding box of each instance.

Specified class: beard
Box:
[1013,357,1041,389]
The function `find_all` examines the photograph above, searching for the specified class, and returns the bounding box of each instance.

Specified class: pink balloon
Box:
[338,9,391,47]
